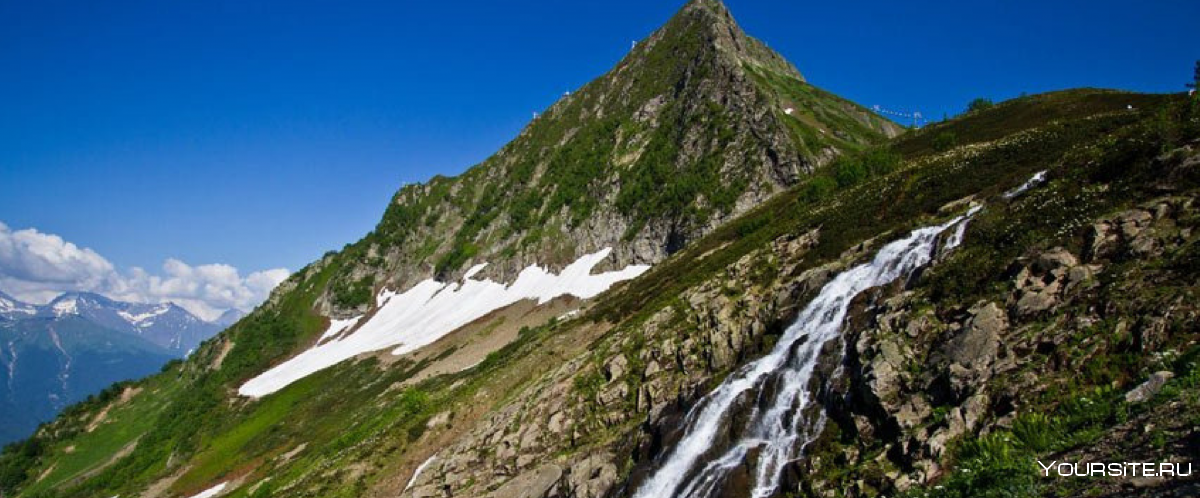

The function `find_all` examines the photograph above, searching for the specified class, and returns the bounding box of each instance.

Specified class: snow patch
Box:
[237,248,649,397]
[51,298,78,316]
[187,482,227,498]
[1003,170,1047,199]
[463,263,488,280]
[0,299,35,315]
[118,305,171,326]
[319,316,363,341]
[404,455,437,491]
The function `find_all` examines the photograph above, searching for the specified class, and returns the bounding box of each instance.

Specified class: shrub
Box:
[1011,413,1060,452]
[331,275,375,309]
[933,131,958,151]
[968,98,995,113]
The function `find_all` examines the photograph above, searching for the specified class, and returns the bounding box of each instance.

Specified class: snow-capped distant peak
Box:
[45,292,111,317]
[1,290,226,355]
[51,297,79,316]
[0,292,37,316]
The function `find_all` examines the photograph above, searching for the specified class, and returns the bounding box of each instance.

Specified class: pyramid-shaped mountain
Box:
[324,0,898,318]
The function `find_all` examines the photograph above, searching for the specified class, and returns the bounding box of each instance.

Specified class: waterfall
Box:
[632,211,977,498]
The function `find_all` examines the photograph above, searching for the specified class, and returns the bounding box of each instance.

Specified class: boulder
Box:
[487,464,562,498]
[945,303,1004,367]
[1124,371,1175,403]
[563,454,618,498]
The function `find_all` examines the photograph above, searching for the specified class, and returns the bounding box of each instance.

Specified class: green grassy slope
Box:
[4,88,1190,498]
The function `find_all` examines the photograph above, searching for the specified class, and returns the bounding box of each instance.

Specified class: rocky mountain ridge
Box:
[311,0,899,319]
[1,1,1197,497]
[4,291,224,355]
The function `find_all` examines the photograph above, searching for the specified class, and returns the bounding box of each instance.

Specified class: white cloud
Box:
[0,222,289,321]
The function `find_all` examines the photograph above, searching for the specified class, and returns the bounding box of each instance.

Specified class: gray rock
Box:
[563,454,618,498]
[1015,288,1058,316]
[945,303,1004,367]
[604,355,628,382]
[1035,248,1078,272]
[487,464,562,498]
[1124,371,1175,403]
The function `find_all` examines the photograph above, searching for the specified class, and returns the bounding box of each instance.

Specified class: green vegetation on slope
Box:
[3,78,1189,498]
[796,93,1200,497]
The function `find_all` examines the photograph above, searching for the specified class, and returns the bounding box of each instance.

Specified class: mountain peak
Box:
[0,291,37,317]
[351,0,894,317]
[682,0,730,15]
[214,308,247,327]
[654,0,804,81]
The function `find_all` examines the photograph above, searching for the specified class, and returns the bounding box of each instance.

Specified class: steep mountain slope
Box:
[8,85,1194,496]
[19,87,1185,498]
[224,0,901,398]
[0,1,900,496]
[386,91,1197,498]
[0,292,38,320]
[4,2,1197,498]
[317,0,897,319]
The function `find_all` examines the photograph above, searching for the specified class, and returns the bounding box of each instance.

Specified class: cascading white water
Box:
[632,211,978,498]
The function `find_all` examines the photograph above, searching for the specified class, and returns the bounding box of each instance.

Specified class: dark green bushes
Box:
[932,131,958,151]
[967,97,995,113]
[331,275,375,309]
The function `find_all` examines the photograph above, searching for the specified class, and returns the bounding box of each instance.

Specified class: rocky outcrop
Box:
[1124,371,1175,404]
[1010,248,1098,317]
[1086,197,1195,262]
[402,185,1199,498]
[804,192,1200,497]
[401,227,842,497]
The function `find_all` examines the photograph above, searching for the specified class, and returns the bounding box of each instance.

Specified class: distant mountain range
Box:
[0,291,237,444]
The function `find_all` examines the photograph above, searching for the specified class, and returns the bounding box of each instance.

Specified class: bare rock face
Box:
[556,453,619,498]
[941,301,1007,400]
[391,188,1199,498]
[794,190,1200,497]
[488,464,563,498]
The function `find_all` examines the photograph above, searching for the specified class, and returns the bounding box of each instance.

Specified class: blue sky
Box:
[1,0,1197,312]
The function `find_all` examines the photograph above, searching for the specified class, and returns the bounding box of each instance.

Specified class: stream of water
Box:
[632,210,977,498]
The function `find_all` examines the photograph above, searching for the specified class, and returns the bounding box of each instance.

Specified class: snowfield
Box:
[187,482,227,498]
[237,248,649,397]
